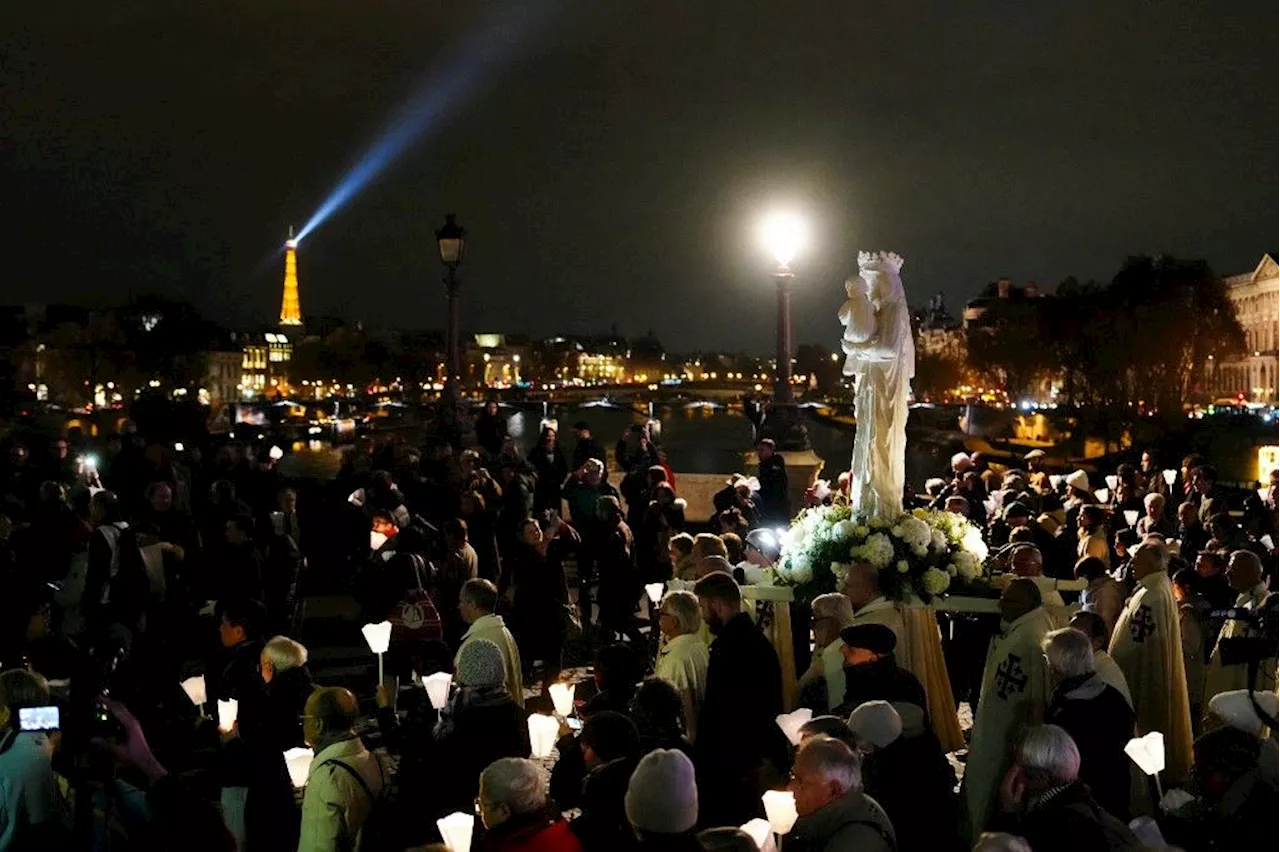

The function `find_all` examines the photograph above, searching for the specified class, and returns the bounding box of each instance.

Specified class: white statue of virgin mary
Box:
[839,251,915,521]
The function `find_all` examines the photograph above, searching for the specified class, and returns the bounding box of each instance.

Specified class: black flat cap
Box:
[839,623,898,655]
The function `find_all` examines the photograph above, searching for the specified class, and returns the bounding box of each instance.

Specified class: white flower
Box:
[895,559,910,573]
[832,519,858,542]
[946,563,958,576]
[912,545,928,557]
[890,524,904,539]
[961,524,989,561]
[854,532,895,569]
[853,525,870,539]
[953,551,981,580]
[931,529,948,551]
[868,516,889,529]
[897,516,933,550]
[830,562,852,586]
[922,567,951,595]
[790,558,814,584]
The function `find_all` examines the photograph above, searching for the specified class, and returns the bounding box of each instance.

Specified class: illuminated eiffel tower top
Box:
[279,227,303,327]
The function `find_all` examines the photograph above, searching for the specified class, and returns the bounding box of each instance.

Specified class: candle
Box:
[528,713,559,758]
[284,747,314,788]
[762,789,798,835]
[548,682,576,718]
[423,672,453,710]
[437,811,475,852]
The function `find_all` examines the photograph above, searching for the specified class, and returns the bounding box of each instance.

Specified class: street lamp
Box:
[758,212,810,450]
[435,214,466,406]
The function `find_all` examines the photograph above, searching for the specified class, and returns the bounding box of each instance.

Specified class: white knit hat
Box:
[1208,689,1279,738]
[625,748,698,834]
[456,638,505,689]
[1065,469,1091,492]
[848,700,903,750]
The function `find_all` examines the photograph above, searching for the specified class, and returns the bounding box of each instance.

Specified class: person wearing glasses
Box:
[797,593,856,712]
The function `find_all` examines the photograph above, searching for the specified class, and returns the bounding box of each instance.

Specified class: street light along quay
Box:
[758,211,810,450]
[435,213,466,408]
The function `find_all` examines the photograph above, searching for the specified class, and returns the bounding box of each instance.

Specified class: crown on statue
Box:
[857,251,904,273]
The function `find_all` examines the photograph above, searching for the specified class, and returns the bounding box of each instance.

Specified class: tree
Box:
[913,351,966,400]
[964,297,1052,399]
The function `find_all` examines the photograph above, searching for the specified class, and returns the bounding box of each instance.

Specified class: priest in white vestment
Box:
[960,579,1055,837]
[1109,542,1194,784]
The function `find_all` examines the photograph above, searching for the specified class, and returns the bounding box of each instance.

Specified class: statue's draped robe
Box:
[841,279,914,522]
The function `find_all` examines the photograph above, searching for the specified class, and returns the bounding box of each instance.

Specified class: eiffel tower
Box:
[279,227,303,328]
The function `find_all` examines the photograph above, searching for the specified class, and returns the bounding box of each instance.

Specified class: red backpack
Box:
[386,554,443,644]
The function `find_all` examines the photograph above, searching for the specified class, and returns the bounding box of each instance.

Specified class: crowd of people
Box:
[0,410,1276,852]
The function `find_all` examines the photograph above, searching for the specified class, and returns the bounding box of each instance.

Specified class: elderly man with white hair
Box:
[797,593,856,712]
[1204,549,1276,703]
[786,736,896,852]
[478,757,581,849]
[990,724,1140,850]
[1042,628,1134,820]
[653,590,709,740]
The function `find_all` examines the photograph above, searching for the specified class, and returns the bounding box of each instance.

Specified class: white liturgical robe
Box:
[1109,571,1193,783]
[961,606,1054,836]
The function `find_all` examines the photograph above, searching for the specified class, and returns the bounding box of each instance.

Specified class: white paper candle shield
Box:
[1105,475,1119,491]
[528,713,559,758]
[740,818,773,849]
[268,445,284,460]
[423,672,453,709]
[1049,474,1063,489]
[644,582,665,604]
[1125,731,1166,776]
[362,621,393,654]
[1124,510,1140,528]
[1162,469,1177,486]
[762,789,798,835]
[1094,488,1110,504]
[437,811,475,851]
[548,682,576,718]
[284,747,314,787]
[775,708,813,746]
[1261,534,1275,552]
[369,530,388,551]
[180,675,207,706]
[217,699,238,731]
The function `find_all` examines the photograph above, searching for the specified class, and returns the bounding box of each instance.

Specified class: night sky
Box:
[3,1,1275,353]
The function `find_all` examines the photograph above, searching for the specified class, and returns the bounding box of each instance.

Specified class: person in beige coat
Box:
[298,687,386,852]
[653,590,710,740]
[457,578,524,708]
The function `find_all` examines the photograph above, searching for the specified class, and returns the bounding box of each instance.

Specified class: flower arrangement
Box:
[773,504,989,603]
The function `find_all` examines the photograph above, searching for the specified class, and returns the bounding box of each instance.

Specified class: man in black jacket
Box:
[694,571,786,826]
[834,623,928,721]
[571,422,608,478]
[755,439,790,526]
[990,724,1141,851]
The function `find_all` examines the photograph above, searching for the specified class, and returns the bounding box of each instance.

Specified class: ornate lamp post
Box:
[759,212,810,450]
[435,213,466,407]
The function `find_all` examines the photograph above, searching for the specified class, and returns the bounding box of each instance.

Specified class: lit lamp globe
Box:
[436,213,466,268]
[759,212,806,269]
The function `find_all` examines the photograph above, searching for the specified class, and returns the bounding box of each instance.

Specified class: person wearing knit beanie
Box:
[456,637,506,689]
[848,700,903,751]
[624,748,698,838]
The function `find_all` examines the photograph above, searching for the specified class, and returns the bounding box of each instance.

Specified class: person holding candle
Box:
[785,735,896,852]
[431,639,530,818]
[298,687,386,852]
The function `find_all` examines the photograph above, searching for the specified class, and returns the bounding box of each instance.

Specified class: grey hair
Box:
[795,735,863,794]
[480,757,547,815]
[1041,628,1095,679]
[810,593,855,627]
[660,590,703,635]
[974,833,1033,852]
[263,636,308,672]
[1143,492,1165,511]
[1015,724,1081,786]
